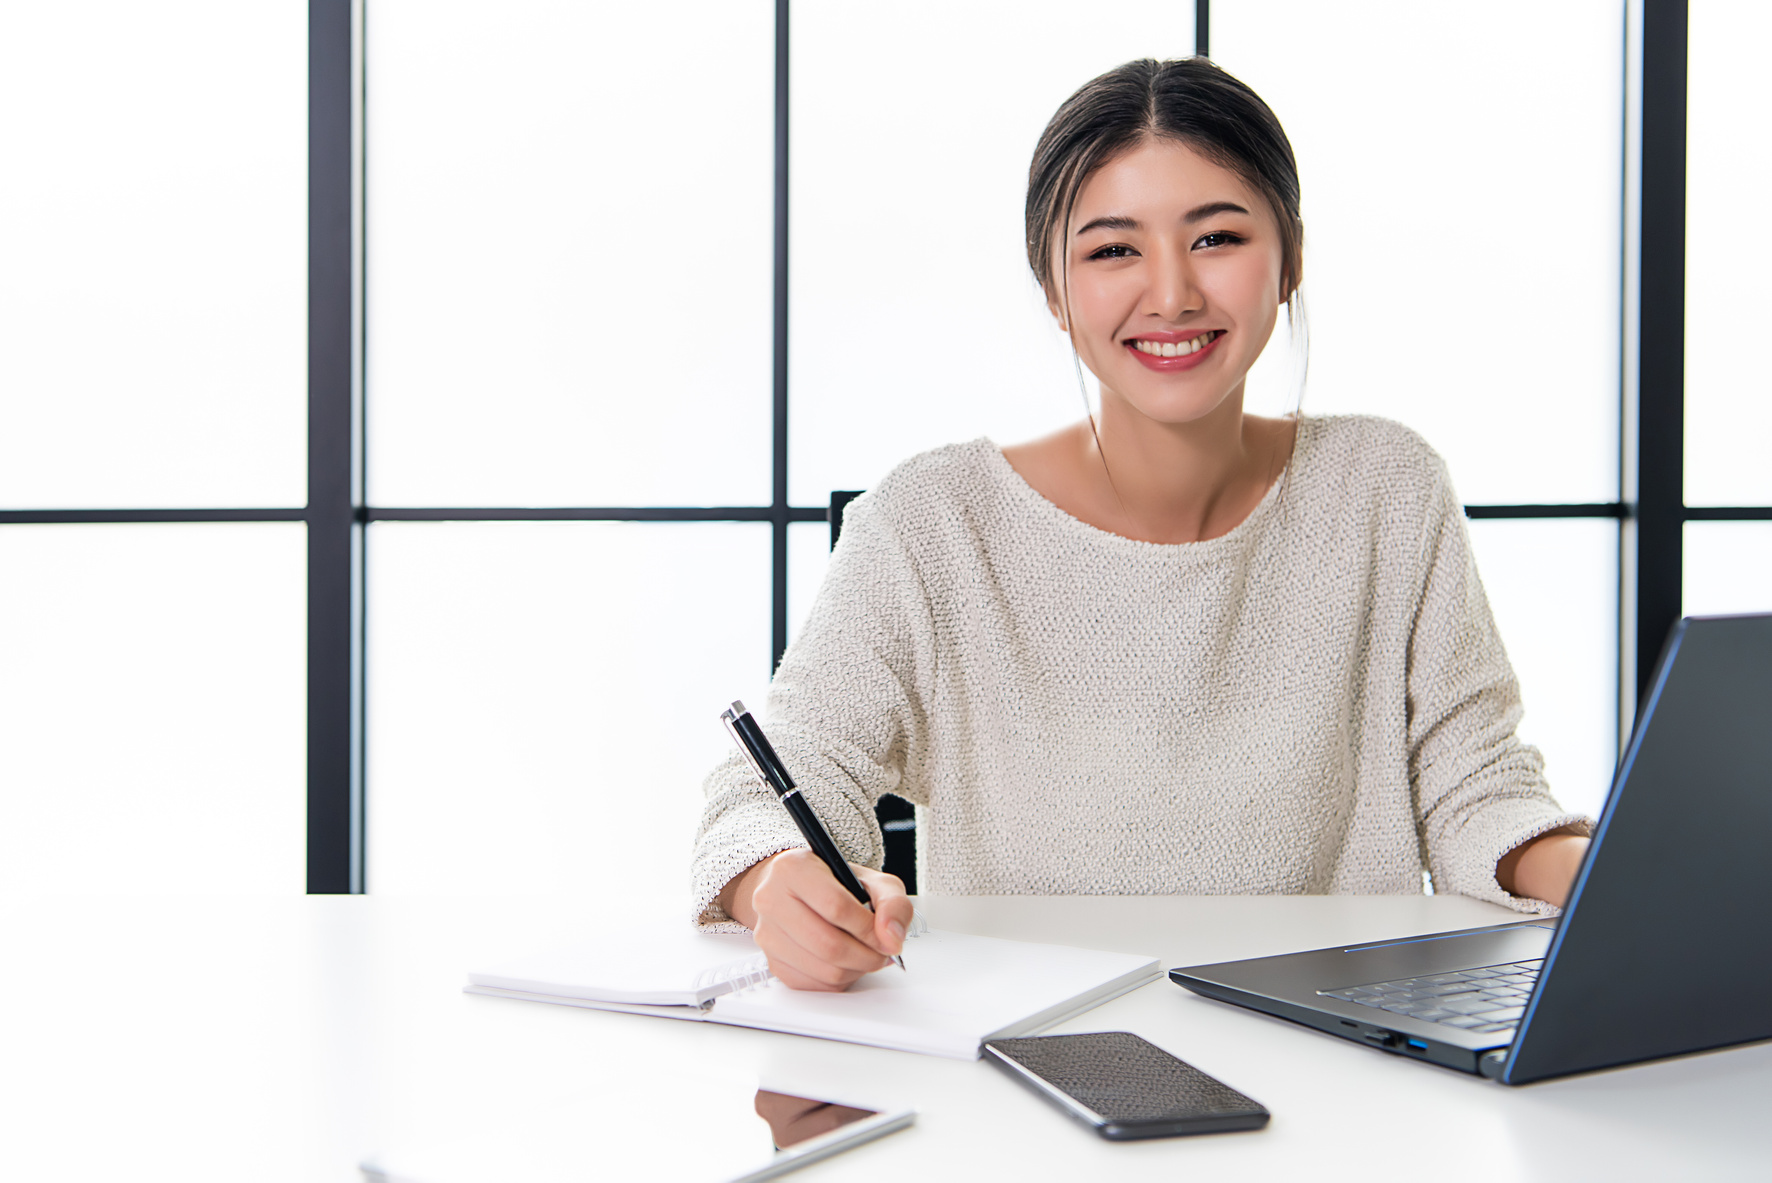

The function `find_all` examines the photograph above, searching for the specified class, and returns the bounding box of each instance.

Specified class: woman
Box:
[692,58,1590,991]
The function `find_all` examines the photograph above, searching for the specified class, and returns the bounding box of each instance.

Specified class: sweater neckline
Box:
[978,417,1310,555]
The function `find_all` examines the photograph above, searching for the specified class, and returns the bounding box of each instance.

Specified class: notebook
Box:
[466,925,1160,1060]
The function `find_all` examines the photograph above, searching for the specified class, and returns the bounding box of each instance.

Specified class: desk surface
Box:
[4,894,1767,1181]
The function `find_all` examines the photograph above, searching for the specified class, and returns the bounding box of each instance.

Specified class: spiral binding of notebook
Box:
[693,953,773,996]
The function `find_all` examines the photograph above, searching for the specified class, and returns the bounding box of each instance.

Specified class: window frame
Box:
[3,0,1754,893]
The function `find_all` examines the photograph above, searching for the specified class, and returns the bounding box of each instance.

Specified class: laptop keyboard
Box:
[1318,959,1543,1037]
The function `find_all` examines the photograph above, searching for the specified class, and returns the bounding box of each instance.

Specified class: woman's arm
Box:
[1403,455,1592,911]
[691,482,937,985]
[1495,827,1589,908]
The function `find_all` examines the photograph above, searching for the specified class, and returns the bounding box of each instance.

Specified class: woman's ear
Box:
[1045,290,1069,334]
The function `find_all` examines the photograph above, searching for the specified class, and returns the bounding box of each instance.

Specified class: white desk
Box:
[4,894,1766,1181]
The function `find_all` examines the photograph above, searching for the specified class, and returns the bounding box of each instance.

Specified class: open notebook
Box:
[466,923,1160,1060]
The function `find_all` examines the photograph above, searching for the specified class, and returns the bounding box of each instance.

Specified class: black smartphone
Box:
[983,1031,1269,1140]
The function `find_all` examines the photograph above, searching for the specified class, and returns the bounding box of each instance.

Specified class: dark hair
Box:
[1026,58,1304,325]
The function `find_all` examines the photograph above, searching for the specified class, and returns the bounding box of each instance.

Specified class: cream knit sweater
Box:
[692,416,1587,930]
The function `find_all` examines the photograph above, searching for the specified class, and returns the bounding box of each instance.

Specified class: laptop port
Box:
[1363,1030,1396,1047]
[1405,1039,1428,1052]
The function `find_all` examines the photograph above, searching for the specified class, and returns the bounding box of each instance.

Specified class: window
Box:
[1682,1,1772,623]
[0,1,307,893]
[3,1,1723,895]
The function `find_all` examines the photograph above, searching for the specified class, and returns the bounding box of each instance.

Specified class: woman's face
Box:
[1051,137,1288,428]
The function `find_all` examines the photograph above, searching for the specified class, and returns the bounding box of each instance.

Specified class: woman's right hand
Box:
[717,848,913,991]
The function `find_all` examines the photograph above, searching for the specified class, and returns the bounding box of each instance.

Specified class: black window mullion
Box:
[1634,0,1687,704]
[771,0,792,673]
[307,0,362,894]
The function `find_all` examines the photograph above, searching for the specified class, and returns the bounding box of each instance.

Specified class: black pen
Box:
[720,700,906,971]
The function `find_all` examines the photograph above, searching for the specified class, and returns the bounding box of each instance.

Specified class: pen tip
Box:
[894,955,907,971]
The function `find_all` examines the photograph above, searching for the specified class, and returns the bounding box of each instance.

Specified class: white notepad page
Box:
[467,928,1160,1060]
[469,930,764,1007]
[708,929,1158,1058]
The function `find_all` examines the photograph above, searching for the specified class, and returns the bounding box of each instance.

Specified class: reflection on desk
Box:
[3,894,1767,1181]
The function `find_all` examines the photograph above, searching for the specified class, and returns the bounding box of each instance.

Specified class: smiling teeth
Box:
[1133,332,1217,358]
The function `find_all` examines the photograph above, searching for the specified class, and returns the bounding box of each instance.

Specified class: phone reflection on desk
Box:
[753,1090,877,1151]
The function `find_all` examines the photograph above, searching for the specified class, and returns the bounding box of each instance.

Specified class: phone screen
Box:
[985,1032,1268,1138]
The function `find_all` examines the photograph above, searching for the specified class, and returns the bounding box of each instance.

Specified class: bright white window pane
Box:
[1684,522,1772,617]
[367,1,773,508]
[0,524,307,893]
[1465,519,1618,820]
[1685,2,1772,507]
[369,522,772,896]
[0,3,306,510]
[789,2,1194,505]
[1218,2,1622,505]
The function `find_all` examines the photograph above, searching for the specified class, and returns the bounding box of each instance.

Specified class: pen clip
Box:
[721,701,778,793]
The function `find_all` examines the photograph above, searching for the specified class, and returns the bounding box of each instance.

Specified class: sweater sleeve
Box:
[689,489,936,931]
[1406,460,1592,914]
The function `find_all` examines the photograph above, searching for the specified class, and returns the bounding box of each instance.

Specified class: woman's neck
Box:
[1001,390,1294,545]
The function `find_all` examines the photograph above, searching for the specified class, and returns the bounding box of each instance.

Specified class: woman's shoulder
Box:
[1294,413,1455,502]
[843,438,1009,532]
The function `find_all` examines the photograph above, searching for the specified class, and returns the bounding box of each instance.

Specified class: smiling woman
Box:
[697,58,1591,994]
[1008,138,1297,545]
[1008,60,1304,546]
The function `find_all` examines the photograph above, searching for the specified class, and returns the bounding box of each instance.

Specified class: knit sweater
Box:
[691,415,1588,930]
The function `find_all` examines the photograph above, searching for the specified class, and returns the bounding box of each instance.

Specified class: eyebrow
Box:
[1073,201,1253,237]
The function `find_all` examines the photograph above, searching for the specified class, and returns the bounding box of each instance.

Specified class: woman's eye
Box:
[1088,244,1136,260]
[1194,231,1245,250]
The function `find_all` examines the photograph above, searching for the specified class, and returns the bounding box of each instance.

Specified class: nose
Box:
[1145,240,1202,321]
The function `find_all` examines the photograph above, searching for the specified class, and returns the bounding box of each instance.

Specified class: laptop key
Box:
[1398,1001,1455,1015]
[1412,983,1471,997]
[1474,1006,1526,1022]
[1411,1008,1454,1021]
[1439,1015,1484,1029]
[1442,998,1500,1015]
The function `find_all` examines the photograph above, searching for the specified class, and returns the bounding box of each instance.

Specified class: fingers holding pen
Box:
[747,850,895,989]
[759,920,883,990]
[856,865,913,958]
[792,857,911,963]
[724,849,913,990]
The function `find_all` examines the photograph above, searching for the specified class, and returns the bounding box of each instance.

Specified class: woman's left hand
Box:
[1496,827,1590,907]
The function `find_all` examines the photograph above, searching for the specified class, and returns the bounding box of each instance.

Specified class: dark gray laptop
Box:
[1170,613,1772,1084]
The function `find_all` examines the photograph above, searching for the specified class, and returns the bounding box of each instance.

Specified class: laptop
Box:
[1169,613,1772,1084]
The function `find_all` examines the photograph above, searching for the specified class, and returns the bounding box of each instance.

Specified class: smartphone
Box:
[983,1031,1269,1140]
